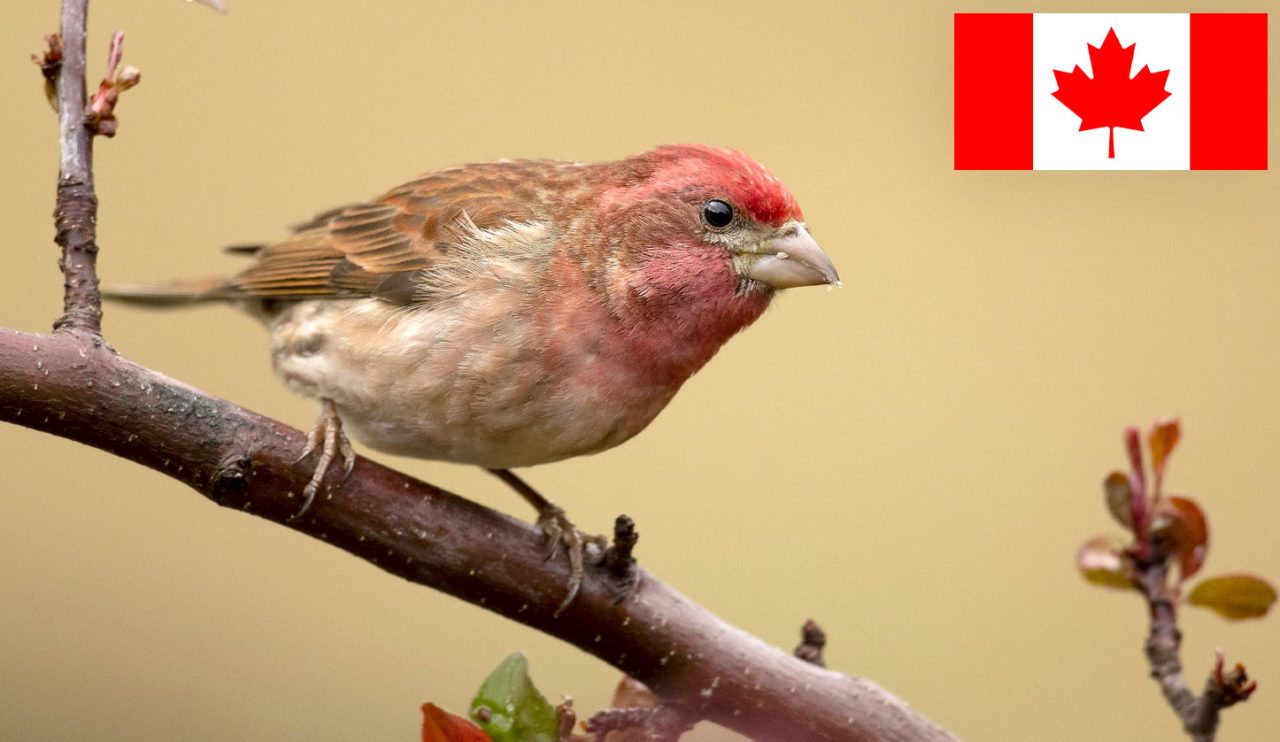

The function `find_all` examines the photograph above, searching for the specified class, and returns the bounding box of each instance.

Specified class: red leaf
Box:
[1123,427,1149,539]
[422,703,490,742]
[1052,28,1171,158]
[1148,418,1181,495]
[1151,496,1209,581]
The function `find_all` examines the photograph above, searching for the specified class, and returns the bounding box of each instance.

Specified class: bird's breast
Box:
[267,296,681,468]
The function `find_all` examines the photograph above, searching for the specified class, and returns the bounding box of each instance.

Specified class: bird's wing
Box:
[222,161,567,305]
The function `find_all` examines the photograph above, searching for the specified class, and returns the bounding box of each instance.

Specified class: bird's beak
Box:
[740,223,840,289]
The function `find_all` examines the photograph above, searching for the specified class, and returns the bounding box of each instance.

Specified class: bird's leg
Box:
[488,468,607,615]
[291,398,356,520]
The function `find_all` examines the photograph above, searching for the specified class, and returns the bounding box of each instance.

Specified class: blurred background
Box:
[2,1,1277,740]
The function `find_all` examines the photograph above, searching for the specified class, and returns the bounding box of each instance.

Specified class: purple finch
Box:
[109,144,838,608]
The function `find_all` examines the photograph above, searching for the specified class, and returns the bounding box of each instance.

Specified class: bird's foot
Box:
[536,503,608,617]
[291,398,355,520]
[487,469,634,615]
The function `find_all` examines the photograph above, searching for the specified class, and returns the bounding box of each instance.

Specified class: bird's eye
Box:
[702,200,734,229]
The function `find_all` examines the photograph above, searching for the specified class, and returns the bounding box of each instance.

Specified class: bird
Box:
[106,144,839,611]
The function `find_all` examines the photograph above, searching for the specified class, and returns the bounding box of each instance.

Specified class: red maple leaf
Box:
[1052,28,1171,159]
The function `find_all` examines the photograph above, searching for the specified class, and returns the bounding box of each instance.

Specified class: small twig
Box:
[795,618,828,667]
[1209,649,1257,708]
[555,697,578,742]
[86,31,140,138]
[584,706,691,742]
[1137,556,1250,741]
[52,0,103,335]
[603,514,640,603]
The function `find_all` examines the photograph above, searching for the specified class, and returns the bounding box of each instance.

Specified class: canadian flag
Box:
[955,13,1267,170]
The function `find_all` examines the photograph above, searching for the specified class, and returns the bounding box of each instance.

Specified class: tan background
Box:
[2,1,1277,740]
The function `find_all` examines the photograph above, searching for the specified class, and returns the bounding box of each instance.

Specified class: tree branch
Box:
[1140,561,1205,739]
[53,0,102,335]
[0,329,956,742]
[9,3,962,739]
[1138,556,1255,741]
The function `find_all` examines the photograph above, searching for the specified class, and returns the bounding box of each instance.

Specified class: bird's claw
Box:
[291,399,355,521]
[537,504,568,560]
[536,505,606,616]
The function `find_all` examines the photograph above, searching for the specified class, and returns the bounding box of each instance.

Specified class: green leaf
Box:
[1075,536,1134,590]
[1103,471,1133,529]
[1188,574,1278,620]
[469,653,559,742]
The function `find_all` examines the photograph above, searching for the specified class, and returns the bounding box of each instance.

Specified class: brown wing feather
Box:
[220,160,574,304]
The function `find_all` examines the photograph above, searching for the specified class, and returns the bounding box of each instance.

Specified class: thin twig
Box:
[795,619,828,668]
[602,514,640,602]
[1137,556,1251,741]
[52,0,102,335]
[87,31,139,138]
[554,697,577,742]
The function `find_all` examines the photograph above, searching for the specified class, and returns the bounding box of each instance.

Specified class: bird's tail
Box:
[102,276,232,307]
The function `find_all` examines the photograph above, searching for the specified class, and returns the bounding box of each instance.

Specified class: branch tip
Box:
[554,697,577,742]
[603,514,640,603]
[33,33,63,112]
[795,618,828,667]
[86,30,139,138]
[105,31,124,76]
[1210,650,1257,708]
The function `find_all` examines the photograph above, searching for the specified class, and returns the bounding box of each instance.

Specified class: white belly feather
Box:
[268,297,671,468]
